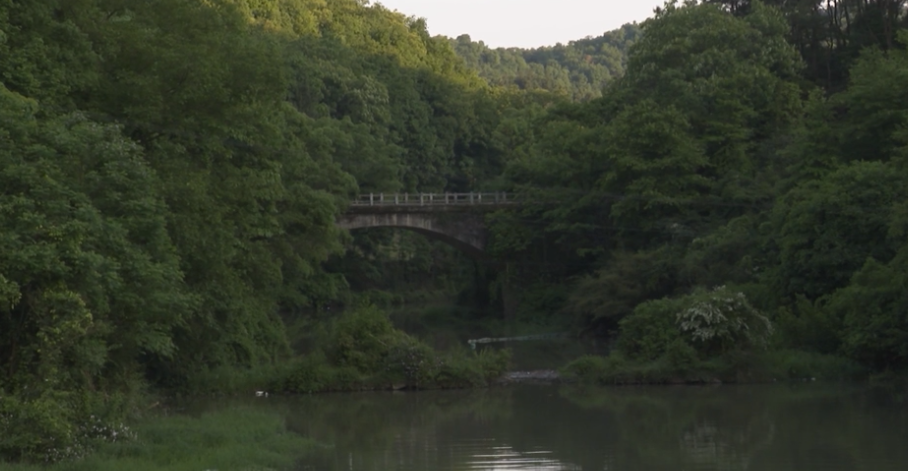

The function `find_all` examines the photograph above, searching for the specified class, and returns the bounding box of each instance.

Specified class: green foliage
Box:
[0,83,190,451]
[0,392,81,462]
[676,286,774,355]
[383,336,440,387]
[617,298,684,361]
[663,338,700,373]
[422,347,511,389]
[830,253,908,370]
[273,306,511,393]
[833,32,908,163]
[324,306,400,371]
[1,407,311,471]
[566,248,678,327]
[279,353,354,394]
[614,286,773,376]
[561,350,717,385]
[473,348,513,385]
[452,23,642,101]
[768,161,905,300]
[774,295,843,354]
[489,0,908,377]
[680,214,765,288]
[561,354,620,384]
[0,389,139,463]
[561,347,861,386]
[0,0,518,462]
[6,0,908,463]
[762,349,865,381]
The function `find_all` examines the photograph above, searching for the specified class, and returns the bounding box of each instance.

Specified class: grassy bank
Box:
[1,306,509,468]
[0,407,311,471]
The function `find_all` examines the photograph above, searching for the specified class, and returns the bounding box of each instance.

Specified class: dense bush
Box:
[383,337,442,388]
[272,307,511,393]
[0,391,137,463]
[617,288,773,364]
[774,295,843,354]
[831,254,908,370]
[676,286,774,355]
[616,298,684,361]
[324,306,403,372]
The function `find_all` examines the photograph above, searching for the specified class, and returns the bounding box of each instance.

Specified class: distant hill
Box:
[450,24,642,101]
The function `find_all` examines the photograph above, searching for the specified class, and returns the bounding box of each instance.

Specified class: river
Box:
[190,383,908,471]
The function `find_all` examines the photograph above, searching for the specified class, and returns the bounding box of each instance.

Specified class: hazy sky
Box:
[375,0,665,48]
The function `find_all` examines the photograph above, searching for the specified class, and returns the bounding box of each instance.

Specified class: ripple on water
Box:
[456,442,580,470]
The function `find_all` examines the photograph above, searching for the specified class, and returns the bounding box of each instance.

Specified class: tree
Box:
[831,252,908,370]
[768,161,905,300]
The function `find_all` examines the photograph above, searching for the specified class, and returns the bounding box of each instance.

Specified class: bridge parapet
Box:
[349,192,511,208]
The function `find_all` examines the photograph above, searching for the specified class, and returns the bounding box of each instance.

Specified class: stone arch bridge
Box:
[336,192,513,258]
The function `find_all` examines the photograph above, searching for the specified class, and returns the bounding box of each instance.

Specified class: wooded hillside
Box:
[3,0,908,463]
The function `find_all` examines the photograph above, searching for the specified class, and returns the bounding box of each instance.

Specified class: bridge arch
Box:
[336,212,487,259]
[336,193,512,259]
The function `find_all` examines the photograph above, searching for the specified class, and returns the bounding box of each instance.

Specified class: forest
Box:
[450,23,642,101]
[2,0,908,464]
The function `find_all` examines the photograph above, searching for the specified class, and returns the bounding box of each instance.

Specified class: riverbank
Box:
[0,406,311,471]
[0,360,885,470]
[10,382,908,471]
[559,349,867,386]
[177,306,512,397]
[0,303,869,469]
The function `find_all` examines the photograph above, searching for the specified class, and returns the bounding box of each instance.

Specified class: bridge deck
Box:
[348,192,513,211]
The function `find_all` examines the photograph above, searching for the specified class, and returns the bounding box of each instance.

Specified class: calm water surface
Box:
[209,384,908,471]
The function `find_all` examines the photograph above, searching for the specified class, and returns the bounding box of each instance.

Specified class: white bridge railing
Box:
[350,192,511,206]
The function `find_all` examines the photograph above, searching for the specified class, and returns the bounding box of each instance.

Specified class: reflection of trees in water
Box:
[679,418,775,471]
[271,384,907,471]
[285,389,519,470]
[290,389,512,438]
[557,384,904,471]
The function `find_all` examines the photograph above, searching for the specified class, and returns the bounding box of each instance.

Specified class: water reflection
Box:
[461,443,578,470]
[203,384,908,471]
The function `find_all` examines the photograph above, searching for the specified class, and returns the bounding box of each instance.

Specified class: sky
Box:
[375,0,665,49]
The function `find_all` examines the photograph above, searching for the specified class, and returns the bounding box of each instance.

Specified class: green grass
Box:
[761,349,865,381]
[0,407,312,471]
[178,363,299,397]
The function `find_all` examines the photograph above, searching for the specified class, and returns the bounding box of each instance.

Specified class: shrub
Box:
[676,286,774,355]
[328,366,366,391]
[432,348,511,388]
[279,353,335,394]
[617,297,684,361]
[434,349,484,388]
[662,338,699,373]
[560,354,633,384]
[0,393,79,463]
[0,390,137,463]
[774,295,842,354]
[475,348,512,385]
[382,337,440,388]
[324,306,399,371]
[561,355,609,381]
[830,256,908,370]
[764,349,865,381]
